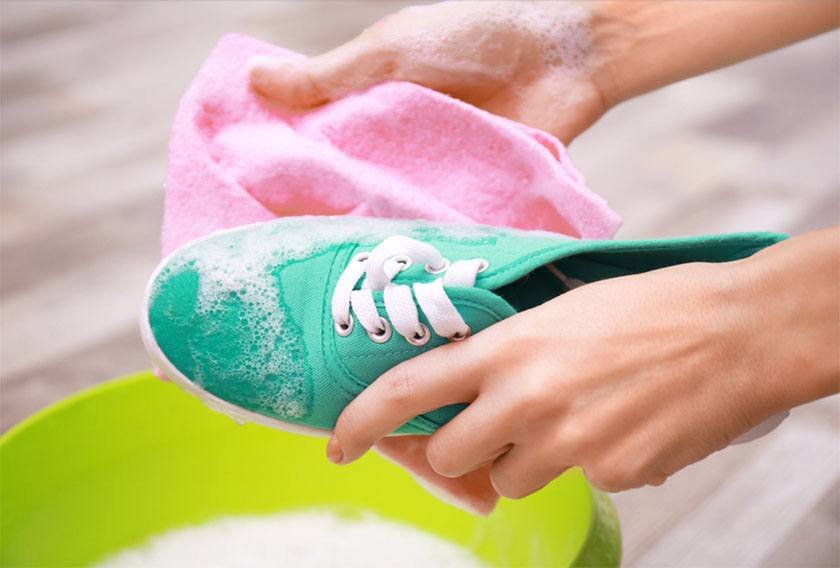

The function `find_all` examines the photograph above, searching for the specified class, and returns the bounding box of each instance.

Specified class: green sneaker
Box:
[141,216,785,436]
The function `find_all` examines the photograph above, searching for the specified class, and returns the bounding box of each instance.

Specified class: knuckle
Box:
[638,459,671,488]
[584,462,628,494]
[587,475,622,493]
[649,472,668,487]
[582,439,664,493]
[515,378,548,411]
[612,454,645,484]
[501,485,530,500]
[380,366,416,407]
[503,317,539,356]
[425,435,459,477]
[490,468,528,500]
[554,420,590,455]
[297,72,326,105]
[615,449,663,490]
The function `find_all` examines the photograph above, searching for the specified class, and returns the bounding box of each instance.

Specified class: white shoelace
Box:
[331,236,488,345]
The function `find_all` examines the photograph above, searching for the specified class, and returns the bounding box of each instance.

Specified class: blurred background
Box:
[1,1,837,566]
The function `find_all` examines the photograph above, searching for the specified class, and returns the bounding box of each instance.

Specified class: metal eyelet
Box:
[367,318,392,343]
[448,326,471,342]
[477,259,490,273]
[354,252,370,263]
[406,323,431,346]
[390,254,412,271]
[424,258,450,274]
[334,317,354,337]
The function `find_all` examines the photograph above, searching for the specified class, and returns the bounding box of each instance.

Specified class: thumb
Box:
[249,36,396,107]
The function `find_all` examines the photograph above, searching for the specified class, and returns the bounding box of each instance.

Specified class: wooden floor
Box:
[1,2,838,566]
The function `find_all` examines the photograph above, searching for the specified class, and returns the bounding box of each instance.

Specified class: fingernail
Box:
[327,437,344,464]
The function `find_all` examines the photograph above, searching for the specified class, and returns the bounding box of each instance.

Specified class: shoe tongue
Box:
[445,286,517,327]
[397,230,579,293]
[384,236,579,323]
[470,242,578,292]
[441,239,585,319]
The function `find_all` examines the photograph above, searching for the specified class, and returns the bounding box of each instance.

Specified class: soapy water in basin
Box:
[96,510,488,568]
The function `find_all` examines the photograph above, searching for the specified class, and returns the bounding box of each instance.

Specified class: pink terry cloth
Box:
[162,33,621,515]
[161,33,620,256]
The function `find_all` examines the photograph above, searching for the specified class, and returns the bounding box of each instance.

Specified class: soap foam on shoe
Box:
[149,217,518,422]
[150,217,408,421]
[96,511,488,568]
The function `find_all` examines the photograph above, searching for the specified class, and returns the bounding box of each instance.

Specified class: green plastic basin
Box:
[1,372,620,567]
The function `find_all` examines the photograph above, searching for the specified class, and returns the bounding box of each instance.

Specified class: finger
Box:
[489,443,572,500]
[373,436,500,515]
[330,339,488,465]
[425,394,513,478]
[249,34,396,107]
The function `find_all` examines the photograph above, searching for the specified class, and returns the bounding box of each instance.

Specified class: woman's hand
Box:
[250,1,608,144]
[250,1,838,145]
[326,229,839,497]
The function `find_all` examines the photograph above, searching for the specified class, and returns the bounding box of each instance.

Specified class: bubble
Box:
[403,1,593,79]
[96,510,489,568]
[155,216,529,421]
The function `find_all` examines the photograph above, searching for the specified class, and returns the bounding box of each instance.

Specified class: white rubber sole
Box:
[139,225,333,439]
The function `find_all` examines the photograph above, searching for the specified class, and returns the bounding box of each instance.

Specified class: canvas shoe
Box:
[141,216,786,437]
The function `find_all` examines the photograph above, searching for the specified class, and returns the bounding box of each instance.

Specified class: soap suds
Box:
[396,0,593,79]
[152,216,529,421]
[96,510,488,568]
[154,217,412,420]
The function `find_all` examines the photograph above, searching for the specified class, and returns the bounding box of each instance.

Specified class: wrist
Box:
[586,0,703,107]
[586,0,840,110]
[586,1,680,109]
[727,230,840,413]
[586,1,643,109]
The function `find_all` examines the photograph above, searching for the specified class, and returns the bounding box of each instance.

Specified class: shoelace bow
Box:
[331,236,488,345]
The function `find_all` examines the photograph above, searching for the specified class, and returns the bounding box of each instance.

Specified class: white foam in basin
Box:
[96,510,488,568]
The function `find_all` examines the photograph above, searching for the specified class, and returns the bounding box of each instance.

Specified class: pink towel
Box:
[162,33,620,256]
[162,33,621,515]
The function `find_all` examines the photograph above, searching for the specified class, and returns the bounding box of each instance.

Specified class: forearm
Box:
[589,0,840,107]
[732,227,840,415]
